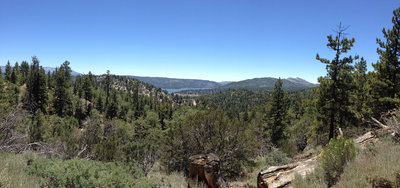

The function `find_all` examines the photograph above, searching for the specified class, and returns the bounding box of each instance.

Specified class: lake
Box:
[164,88,209,93]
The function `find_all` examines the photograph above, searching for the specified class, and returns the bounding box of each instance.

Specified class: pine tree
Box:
[5,61,11,81]
[106,89,118,120]
[316,23,356,140]
[53,61,72,116]
[6,84,19,106]
[20,61,29,84]
[13,62,19,74]
[11,62,19,84]
[0,69,5,104]
[96,94,104,112]
[83,75,93,102]
[46,71,52,89]
[30,112,44,142]
[265,78,289,146]
[26,57,48,114]
[10,69,17,84]
[104,70,112,112]
[352,57,371,121]
[371,8,400,115]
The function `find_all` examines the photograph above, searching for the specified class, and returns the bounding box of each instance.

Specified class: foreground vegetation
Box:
[294,131,400,188]
[0,152,207,188]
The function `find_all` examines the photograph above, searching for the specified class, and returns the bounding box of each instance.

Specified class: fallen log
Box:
[257,156,318,188]
[371,117,399,138]
[354,131,379,147]
[371,117,390,130]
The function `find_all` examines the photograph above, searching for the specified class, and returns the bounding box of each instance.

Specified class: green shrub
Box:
[321,137,355,187]
[28,158,142,188]
[265,149,291,167]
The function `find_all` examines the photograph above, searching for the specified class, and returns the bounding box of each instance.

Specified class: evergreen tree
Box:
[104,70,112,112]
[10,69,17,84]
[5,61,11,81]
[53,61,73,116]
[316,23,356,140]
[83,75,93,102]
[106,89,118,120]
[7,84,19,106]
[20,61,29,84]
[96,94,104,112]
[30,112,44,142]
[26,57,48,114]
[0,68,4,103]
[132,80,140,118]
[46,71,52,89]
[352,57,372,121]
[265,78,289,146]
[11,62,19,84]
[371,7,400,115]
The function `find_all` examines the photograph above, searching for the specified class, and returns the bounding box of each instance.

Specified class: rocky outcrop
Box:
[189,153,227,188]
[257,156,318,188]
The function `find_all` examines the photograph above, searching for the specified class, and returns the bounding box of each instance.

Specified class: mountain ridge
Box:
[1,65,316,91]
[218,77,317,91]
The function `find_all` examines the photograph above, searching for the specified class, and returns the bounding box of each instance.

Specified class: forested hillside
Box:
[128,75,221,89]
[218,77,317,91]
[1,6,400,188]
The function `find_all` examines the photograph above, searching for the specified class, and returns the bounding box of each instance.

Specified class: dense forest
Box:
[1,6,400,188]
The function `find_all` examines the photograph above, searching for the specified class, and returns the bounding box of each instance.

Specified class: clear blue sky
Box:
[1,0,399,83]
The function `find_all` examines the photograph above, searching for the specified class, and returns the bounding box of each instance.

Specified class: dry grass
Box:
[294,133,400,188]
[134,162,207,188]
[0,152,40,188]
[334,138,400,188]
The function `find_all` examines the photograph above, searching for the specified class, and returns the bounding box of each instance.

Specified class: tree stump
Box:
[189,153,227,188]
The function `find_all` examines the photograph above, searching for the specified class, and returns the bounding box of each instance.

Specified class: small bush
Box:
[265,149,291,167]
[321,137,355,187]
[370,177,393,188]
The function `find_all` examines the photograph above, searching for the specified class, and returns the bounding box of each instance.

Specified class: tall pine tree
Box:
[352,57,372,122]
[104,70,112,113]
[371,7,400,116]
[26,57,48,114]
[264,78,289,146]
[20,61,29,84]
[316,23,356,140]
[5,61,11,82]
[53,61,73,116]
[106,89,118,120]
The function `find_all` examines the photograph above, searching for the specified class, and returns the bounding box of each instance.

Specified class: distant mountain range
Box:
[218,77,317,91]
[0,66,81,76]
[126,76,222,89]
[1,65,316,91]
